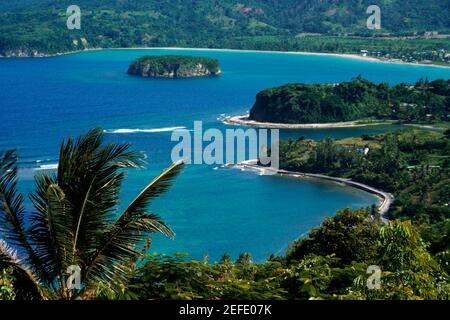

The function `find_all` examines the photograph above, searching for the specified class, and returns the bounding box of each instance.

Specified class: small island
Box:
[127,55,221,78]
[235,77,450,127]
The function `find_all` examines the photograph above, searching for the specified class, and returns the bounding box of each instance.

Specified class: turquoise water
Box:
[1,49,450,261]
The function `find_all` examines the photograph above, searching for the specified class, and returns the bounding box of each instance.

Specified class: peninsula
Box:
[228,77,450,128]
[127,55,221,78]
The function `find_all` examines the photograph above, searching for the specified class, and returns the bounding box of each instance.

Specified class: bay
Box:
[1,48,449,261]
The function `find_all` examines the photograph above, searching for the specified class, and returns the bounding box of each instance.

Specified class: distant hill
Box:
[0,0,449,56]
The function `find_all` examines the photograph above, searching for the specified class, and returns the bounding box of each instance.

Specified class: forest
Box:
[249,77,450,124]
[0,0,449,64]
[278,129,450,275]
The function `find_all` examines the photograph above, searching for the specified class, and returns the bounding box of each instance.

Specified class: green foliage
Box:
[281,254,340,299]
[130,253,286,300]
[279,129,450,291]
[286,211,449,300]
[444,129,450,138]
[349,221,449,300]
[280,129,449,200]
[0,267,16,300]
[0,1,449,64]
[250,77,450,124]
[221,36,450,65]
[286,209,381,266]
[131,210,449,300]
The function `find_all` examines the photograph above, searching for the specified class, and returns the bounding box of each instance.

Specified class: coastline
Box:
[223,115,396,129]
[232,160,393,224]
[1,46,450,69]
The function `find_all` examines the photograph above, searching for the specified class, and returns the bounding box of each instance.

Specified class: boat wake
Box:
[18,158,59,171]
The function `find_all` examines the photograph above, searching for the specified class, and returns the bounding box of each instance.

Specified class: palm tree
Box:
[0,128,184,299]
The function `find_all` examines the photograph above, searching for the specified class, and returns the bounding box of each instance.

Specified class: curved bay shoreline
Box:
[231,160,393,224]
[1,46,449,69]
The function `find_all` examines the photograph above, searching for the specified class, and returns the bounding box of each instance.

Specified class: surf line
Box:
[104,126,186,134]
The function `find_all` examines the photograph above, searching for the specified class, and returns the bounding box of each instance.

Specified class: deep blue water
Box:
[1,49,450,261]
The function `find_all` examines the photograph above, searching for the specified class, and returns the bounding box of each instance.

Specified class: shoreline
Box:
[223,115,396,129]
[232,160,393,224]
[1,46,449,69]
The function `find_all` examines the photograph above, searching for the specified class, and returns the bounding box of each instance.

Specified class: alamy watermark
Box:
[66,265,81,290]
[366,5,381,30]
[170,121,279,173]
[67,5,81,30]
[367,265,381,290]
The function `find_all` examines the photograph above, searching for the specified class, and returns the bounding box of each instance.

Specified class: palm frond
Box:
[0,240,43,300]
[28,173,66,285]
[1,129,184,299]
[83,214,173,287]
[45,184,74,273]
[120,160,185,222]
[28,129,146,279]
[83,160,184,287]
[55,128,146,261]
[0,150,49,283]
[0,150,28,249]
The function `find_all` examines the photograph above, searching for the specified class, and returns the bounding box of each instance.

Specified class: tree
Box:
[313,138,339,171]
[0,264,15,300]
[350,220,448,300]
[444,129,450,139]
[282,254,339,299]
[286,209,381,266]
[236,253,253,266]
[0,128,184,299]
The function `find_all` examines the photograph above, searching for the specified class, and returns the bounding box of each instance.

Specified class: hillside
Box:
[279,129,450,258]
[249,77,450,124]
[0,0,449,59]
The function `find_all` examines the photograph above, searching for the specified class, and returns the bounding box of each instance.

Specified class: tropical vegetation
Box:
[127,55,220,78]
[126,209,449,300]
[249,77,450,124]
[278,129,450,275]
[0,1,449,65]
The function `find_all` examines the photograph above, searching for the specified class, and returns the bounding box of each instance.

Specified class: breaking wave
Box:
[34,163,59,171]
[104,127,187,134]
